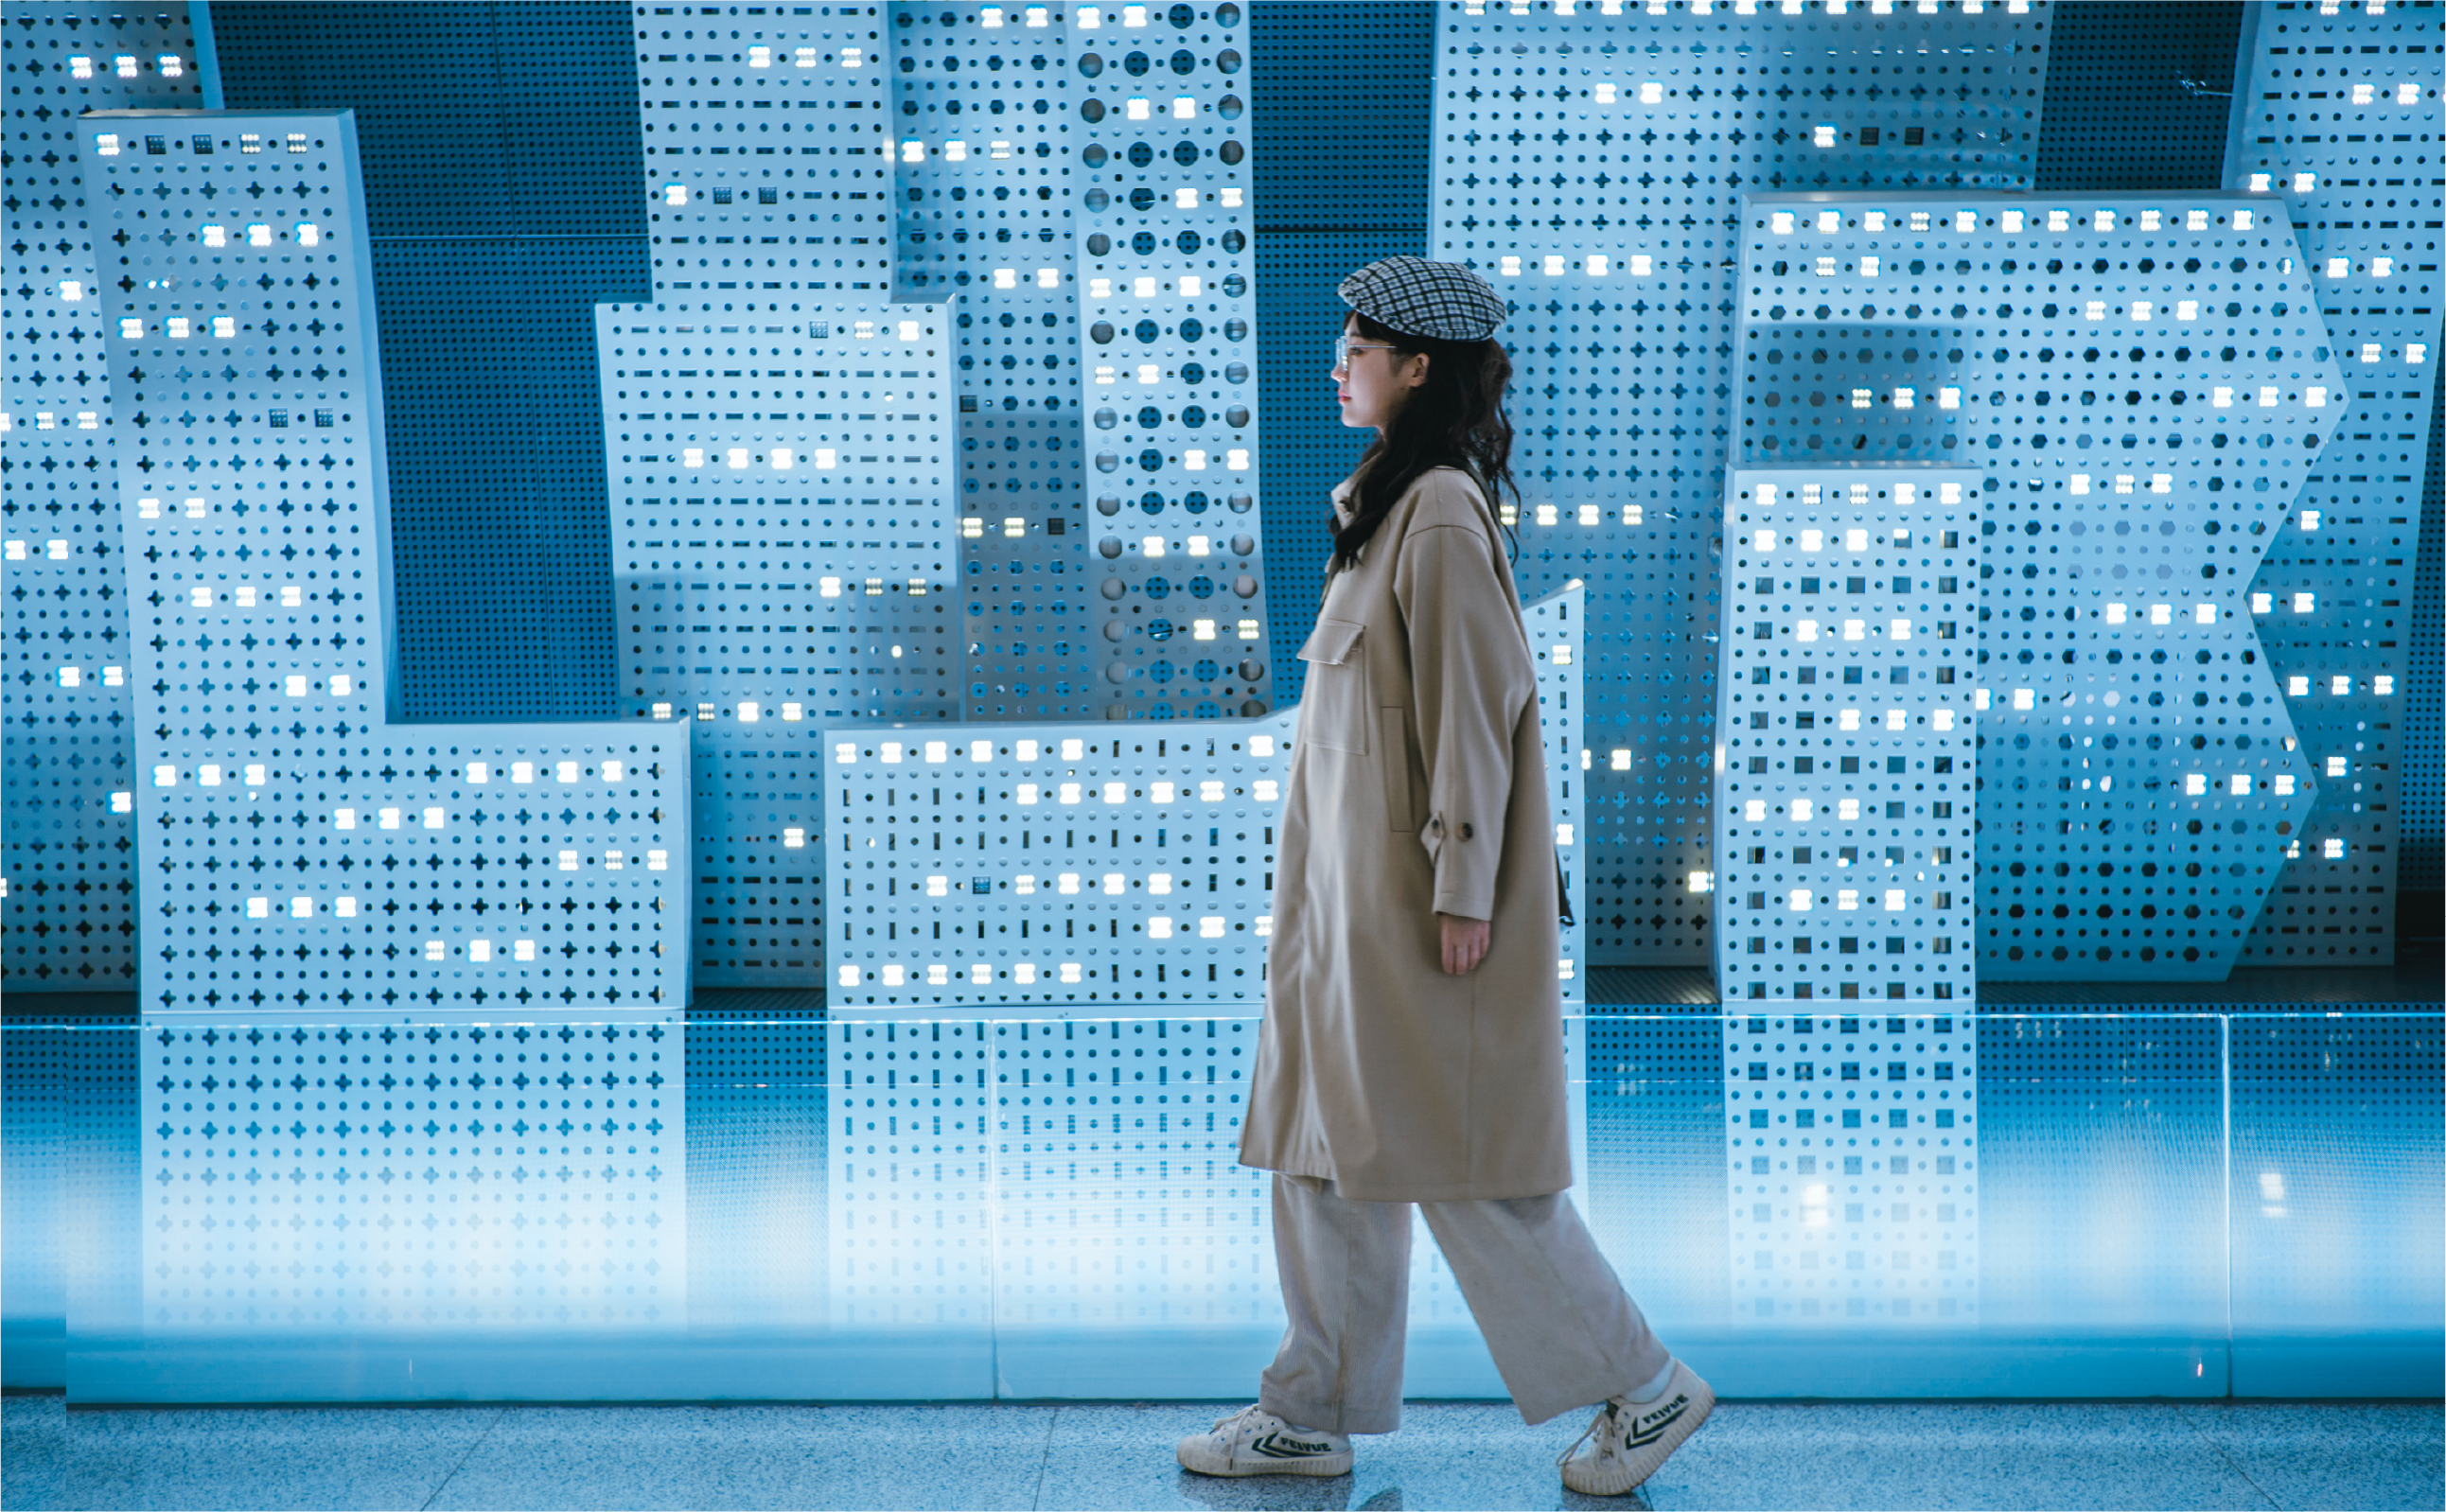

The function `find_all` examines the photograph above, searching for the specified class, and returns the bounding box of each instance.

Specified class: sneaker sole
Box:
[1177,1440,1354,1478]
[1558,1368,1716,1496]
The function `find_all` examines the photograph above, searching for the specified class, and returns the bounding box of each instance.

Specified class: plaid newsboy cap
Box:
[1337,255,1508,343]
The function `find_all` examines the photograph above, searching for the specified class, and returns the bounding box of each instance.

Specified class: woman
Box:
[1173,257,1715,1497]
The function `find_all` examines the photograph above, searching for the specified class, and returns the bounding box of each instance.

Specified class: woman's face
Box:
[1333,317,1427,435]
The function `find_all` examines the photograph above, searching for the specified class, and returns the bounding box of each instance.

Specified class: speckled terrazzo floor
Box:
[2,1395,2437,1511]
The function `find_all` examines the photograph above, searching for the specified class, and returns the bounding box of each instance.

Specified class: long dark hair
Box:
[1328,306,1522,577]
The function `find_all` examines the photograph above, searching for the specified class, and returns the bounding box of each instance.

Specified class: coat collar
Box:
[1335,466,1474,523]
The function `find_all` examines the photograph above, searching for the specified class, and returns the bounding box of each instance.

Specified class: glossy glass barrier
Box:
[2,1010,2436,1403]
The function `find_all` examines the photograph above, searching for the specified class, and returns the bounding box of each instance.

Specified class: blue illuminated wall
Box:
[2225,1,2441,958]
[1423,1,2053,970]
[1725,191,2335,978]
[3,6,212,990]
[0,1,2437,1413]
[4,2,2440,990]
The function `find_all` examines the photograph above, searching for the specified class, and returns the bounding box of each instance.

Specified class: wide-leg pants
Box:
[1255,1171,1673,1434]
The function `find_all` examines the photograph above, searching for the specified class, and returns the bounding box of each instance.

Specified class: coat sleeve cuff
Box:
[1423,813,1496,918]
[1434,890,1495,922]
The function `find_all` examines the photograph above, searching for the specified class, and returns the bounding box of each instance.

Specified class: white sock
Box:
[1621,1356,1677,1403]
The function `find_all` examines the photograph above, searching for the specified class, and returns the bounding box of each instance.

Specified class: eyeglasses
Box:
[1332,336,1399,371]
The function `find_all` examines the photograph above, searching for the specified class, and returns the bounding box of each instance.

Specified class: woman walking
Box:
[1173,257,1714,1497]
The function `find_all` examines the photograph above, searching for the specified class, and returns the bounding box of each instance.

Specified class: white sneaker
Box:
[1556,1358,1715,1496]
[1176,1404,1354,1478]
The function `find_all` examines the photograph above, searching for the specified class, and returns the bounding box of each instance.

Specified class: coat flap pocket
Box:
[1295,617,1366,666]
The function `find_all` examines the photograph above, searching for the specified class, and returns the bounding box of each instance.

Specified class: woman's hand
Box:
[1436,911,1492,975]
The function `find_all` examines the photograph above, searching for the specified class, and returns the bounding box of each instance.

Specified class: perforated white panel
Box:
[2227,2,2440,963]
[986,1016,1267,1326]
[1721,1006,1979,1325]
[830,1012,1586,1330]
[1712,466,1983,1322]
[598,296,955,985]
[887,3,1103,724]
[885,6,1261,724]
[831,1016,994,1326]
[1428,0,2054,965]
[83,109,691,1015]
[1065,2,1273,722]
[623,2,1277,982]
[632,4,894,292]
[1714,469,1980,1009]
[2,6,207,987]
[1733,191,2329,978]
[819,584,1584,1007]
[142,1016,686,1330]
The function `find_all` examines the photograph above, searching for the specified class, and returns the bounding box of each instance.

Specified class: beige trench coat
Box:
[1237,465,1570,1203]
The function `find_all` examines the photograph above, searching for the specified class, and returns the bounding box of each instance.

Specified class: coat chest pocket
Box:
[1293,617,1369,754]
